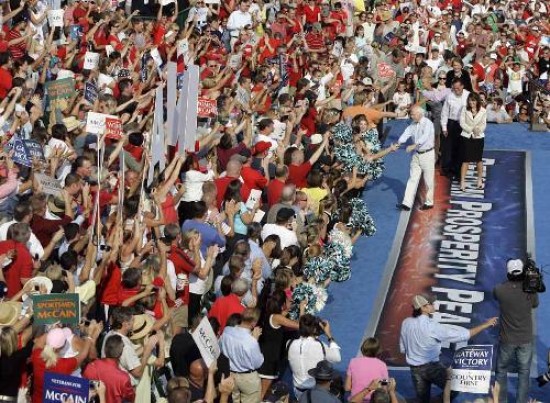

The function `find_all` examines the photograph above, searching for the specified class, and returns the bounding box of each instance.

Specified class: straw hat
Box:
[130,314,155,341]
[0,301,22,326]
[47,195,66,216]
[22,276,53,301]
[63,116,82,133]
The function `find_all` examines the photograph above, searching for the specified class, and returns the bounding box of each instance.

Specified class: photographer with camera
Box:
[287,314,341,399]
[494,258,541,403]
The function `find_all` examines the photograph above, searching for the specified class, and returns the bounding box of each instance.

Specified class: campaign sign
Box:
[105,117,123,140]
[32,293,80,326]
[177,39,189,58]
[47,9,64,28]
[83,52,99,70]
[86,112,117,135]
[377,62,395,79]
[197,98,218,118]
[69,25,82,41]
[35,173,63,196]
[450,345,493,393]
[23,140,46,162]
[84,81,98,104]
[6,136,32,167]
[45,78,75,101]
[191,316,220,367]
[43,372,89,403]
[118,68,131,79]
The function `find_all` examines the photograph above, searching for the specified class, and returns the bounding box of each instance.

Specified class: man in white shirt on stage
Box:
[396,106,436,211]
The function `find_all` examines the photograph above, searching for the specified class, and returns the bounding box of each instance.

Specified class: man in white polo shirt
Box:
[227,0,253,47]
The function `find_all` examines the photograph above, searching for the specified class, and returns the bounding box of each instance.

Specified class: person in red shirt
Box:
[302,0,320,25]
[214,159,252,209]
[0,52,13,99]
[285,131,329,188]
[166,223,197,333]
[32,326,98,403]
[241,149,269,191]
[267,165,289,207]
[83,335,136,403]
[208,278,246,333]
[0,223,34,298]
[305,23,327,53]
[30,193,73,248]
[7,20,28,60]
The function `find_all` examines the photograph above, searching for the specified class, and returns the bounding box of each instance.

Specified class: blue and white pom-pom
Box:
[349,198,377,237]
[303,255,333,283]
[325,242,352,282]
[289,282,319,319]
[361,128,385,180]
[334,143,370,175]
[329,227,353,258]
[332,123,353,143]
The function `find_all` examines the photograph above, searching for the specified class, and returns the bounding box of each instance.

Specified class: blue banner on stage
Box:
[373,150,530,366]
[43,372,89,403]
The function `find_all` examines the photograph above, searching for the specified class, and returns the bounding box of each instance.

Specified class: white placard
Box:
[83,52,100,70]
[56,69,75,80]
[191,317,220,368]
[161,0,175,4]
[246,189,263,210]
[98,73,115,89]
[450,345,493,394]
[177,39,189,58]
[35,173,63,196]
[150,48,163,68]
[85,112,118,135]
[253,210,265,223]
[205,0,220,3]
[47,9,64,28]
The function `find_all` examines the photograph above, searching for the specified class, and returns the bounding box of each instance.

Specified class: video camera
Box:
[523,255,546,294]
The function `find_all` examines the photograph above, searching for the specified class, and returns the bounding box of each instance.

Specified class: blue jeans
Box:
[410,362,449,402]
[495,342,533,403]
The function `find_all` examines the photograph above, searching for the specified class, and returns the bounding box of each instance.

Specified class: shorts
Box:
[172,304,189,328]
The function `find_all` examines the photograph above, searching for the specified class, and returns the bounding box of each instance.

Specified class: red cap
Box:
[253,141,271,155]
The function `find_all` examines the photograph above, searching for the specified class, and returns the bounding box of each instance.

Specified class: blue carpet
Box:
[321,121,550,402]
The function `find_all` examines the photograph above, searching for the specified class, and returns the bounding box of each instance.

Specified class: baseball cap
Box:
[253,141,271,155]
[412,294,434,309]
[362,77,374,86]
[490,53,498,60]
[46,328,70,349]
[506,259,524,275]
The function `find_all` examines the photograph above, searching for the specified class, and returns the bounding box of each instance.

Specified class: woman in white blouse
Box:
[459,93,486,191]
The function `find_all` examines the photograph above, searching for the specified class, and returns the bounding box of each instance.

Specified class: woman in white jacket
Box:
[459,93,487,191]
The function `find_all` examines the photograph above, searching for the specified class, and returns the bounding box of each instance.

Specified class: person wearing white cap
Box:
[399,294,497,402]
[493,258,539,403]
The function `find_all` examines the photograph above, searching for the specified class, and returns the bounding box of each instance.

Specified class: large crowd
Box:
[0,0,549,402]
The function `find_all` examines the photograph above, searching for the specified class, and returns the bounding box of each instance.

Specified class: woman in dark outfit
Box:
[446,57,473,92]
[258,289,301,400]
[0,321,34,400]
